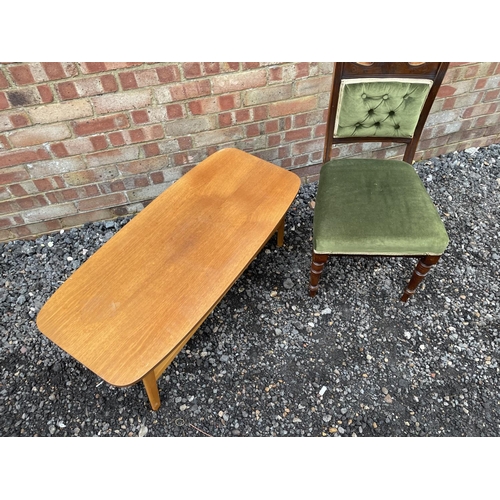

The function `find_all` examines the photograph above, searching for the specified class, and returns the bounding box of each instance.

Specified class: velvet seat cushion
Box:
[313,159,449,256]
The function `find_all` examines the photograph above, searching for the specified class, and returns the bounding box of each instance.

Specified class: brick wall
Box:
[0,62,499,242]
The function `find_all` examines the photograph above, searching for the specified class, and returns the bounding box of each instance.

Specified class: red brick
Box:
[170,80,211,100]
[243,62,260,70]
[465,64,480,79]
[101,74,118,92]
[60,188,78,201]
[437,85,456,98]
[166,104,184,119]
[484,89,500,102]
[173,153,189,166]
[246,123,260,137]
[129,129,145,142]
[314,123,326,137]
[10,113,30,128]
[284,128,312,142]
[270,67,282,81]
[33,178,56,191]
[224,63,240,72]
[0,92,10,110]
[58,81,78,100]
[0,148,50,168]
[119,72,138,90]
[203,63,220,75]
[77,192,127,211]
[41,62,65,80]
[265,120,279,133]
[218,112,233,127]
[37,85,53,103]
[132,109,149,124]
[235,109,250,122]
[0,199,18,215]
[80,62,107,73]
[7,184,28,196]
[279,116,292,130]
[189,98,214,115]
[144,143,160,157]
[295,63,309,78]
[268,134,281,147]
[18,194,48,210]
[51,142,70,157]
[150,171,164,184]
[293,155,308,166]
[0,216,15,229]
[109,180,125,192]
[177,136,192,150]
[0,71,9,89]
[218,94,236,110]
[0,135,10,150]
[134,175,149,188]
[156,65,181,83]
[252,106,268,121]
[90,135,108,150]
[73,114,129,136]
[183,63,202,79]
[109,132,125,146]
[9,65,35,85]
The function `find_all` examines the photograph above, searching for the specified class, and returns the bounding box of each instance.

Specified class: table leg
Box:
[142,369,161,411]
[276,216,285,247]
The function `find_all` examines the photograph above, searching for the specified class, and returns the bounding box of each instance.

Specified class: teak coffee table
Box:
[36,148,300,410]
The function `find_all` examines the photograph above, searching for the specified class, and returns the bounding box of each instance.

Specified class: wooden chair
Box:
[309,62,450,302]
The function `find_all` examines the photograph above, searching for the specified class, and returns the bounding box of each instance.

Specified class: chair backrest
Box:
[323,62,449,164]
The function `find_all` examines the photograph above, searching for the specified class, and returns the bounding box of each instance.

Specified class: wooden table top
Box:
[36,148,301,387]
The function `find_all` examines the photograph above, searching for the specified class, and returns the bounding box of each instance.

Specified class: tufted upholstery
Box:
[334,78,433,138]
[313,159,449,256]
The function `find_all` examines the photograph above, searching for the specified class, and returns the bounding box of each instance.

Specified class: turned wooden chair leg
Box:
[309,251,329,297]
[401,255,441,302]
[142,369,161,411]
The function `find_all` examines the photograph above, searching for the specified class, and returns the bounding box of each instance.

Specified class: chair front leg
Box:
[309,251,329,297]
[401,255,441,302]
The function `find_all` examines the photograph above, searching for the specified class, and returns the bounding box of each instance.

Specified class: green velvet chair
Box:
[309,62,450,302]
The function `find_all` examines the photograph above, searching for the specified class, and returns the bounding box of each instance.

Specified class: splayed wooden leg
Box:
[401,255,441,302]
[142,369,161,411]
[309,251,329,297]
[276,216,285,247]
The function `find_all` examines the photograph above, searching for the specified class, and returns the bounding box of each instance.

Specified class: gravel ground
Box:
[1,144,499,438]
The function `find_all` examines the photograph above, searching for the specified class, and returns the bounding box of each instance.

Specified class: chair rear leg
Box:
[401,255,441,302]
[309,251,329,297]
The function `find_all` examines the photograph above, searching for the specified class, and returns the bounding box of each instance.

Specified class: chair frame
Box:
[310,62,450,302]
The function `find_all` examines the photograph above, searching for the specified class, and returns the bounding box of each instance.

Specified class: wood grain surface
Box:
[36,148,300,387]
